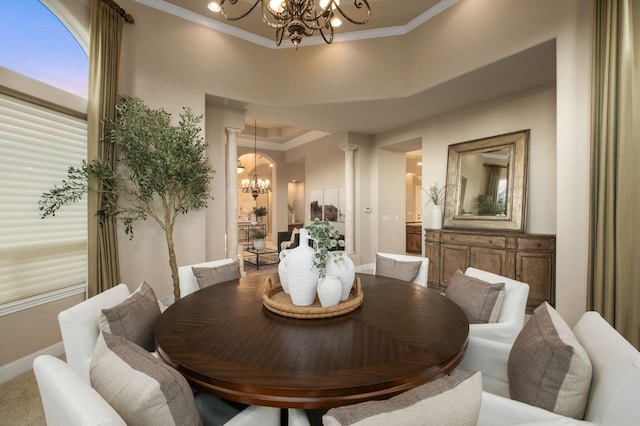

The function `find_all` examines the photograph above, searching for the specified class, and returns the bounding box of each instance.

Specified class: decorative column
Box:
[225,128,241,260]
[342,145,358,254]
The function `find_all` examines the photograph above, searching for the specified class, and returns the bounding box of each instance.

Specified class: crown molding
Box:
[133,0,458,49]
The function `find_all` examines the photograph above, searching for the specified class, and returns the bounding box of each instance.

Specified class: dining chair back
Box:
[58,283,130,383]
[374,252,429,286]
[178,258,245,297]
[463,267,529,344]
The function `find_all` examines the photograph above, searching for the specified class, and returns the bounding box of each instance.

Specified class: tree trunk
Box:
[164,224,180,301]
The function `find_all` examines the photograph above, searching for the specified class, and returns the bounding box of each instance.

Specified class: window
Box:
[0,0,88,312]
[0,93,87,306]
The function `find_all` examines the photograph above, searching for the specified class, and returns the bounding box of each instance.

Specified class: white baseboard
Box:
[0,341,64,384]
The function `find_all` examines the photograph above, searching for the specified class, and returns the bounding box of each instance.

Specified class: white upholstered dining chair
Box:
[374,252,429,286]
[178,258,246,298]
[463,267,529,344]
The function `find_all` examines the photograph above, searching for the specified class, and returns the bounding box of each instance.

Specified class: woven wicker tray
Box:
[263,276,363,319]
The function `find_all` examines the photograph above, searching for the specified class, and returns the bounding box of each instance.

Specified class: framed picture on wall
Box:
[338,187,345,222]
[310,190,323,221]
[323,188,339,222]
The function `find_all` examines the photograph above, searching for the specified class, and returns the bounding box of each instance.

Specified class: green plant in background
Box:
[475,194,506,215]
[251,228,267,240]
[39,96,215,300]
[305,218,345,278]
[253,206,268,217]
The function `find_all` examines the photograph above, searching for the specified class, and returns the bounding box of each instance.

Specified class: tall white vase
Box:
[430,205,443,229]
[278,249,290,294]
[326,252,356,301]
[286,229,319,306]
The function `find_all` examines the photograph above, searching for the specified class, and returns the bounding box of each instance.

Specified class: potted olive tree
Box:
[39,96,215,301]
[251,228,267,250]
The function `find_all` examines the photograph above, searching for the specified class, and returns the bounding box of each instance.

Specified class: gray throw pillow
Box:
[91,331,203,426]
[508,302,592,419]
[192,261,241,289]
[375,254,422,283]
[445,270,505,324]
[323,370,481,426]
[99,281,160,352]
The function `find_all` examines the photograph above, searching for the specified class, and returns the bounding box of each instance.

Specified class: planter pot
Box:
[253,239,266,250]
[326,251,356,301]
[286,229,319,306]
[317,275,342,307]
[278,249,290,294]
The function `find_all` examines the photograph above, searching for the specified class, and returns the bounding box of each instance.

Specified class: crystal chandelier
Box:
[241,120,271,199]
[208,0,371,49]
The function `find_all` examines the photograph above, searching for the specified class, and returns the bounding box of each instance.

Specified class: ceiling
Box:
[150,1,556,147]
[163,0,444,42]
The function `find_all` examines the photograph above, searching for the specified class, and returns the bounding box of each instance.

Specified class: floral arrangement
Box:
[305,218,345,278]
[287,200,296,214]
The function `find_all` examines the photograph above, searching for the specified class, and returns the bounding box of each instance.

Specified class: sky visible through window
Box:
[0,0,88,98]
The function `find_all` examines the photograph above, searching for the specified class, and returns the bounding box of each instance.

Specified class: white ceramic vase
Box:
[278,249,290,294]
[430,205,443,229]
[317,275,342,308]
[286,229,319,306]
[253,239,266,250]
[326,251,356,301]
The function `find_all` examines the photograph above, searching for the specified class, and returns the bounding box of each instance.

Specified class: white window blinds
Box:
[0,93,87,305]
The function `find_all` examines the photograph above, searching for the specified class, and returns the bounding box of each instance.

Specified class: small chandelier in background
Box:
[241,120,271,200]
[208,0,372,49]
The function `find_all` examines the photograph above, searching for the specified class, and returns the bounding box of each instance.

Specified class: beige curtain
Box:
[589,0,640,349]
[87,0,133,296]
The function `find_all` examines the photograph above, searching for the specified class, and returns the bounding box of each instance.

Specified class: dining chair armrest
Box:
[223,405,281,426]
[458,336,511,383]
[478,392,598,426]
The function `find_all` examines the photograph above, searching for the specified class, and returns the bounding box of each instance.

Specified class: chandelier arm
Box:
[219,0,262,21]
[318,23,334,44]
[334,0,371,25]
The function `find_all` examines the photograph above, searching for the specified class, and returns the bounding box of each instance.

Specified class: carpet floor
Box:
[0,368,45,426]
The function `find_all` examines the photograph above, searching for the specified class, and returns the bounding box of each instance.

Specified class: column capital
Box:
[225,127,242,136]
[340,145,358,152]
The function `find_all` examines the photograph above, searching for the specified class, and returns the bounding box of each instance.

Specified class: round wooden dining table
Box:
[154,273,469,409]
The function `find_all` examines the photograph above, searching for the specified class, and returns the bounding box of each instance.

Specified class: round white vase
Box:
[430,205,443,229]
[286,229,319,306]
[326,252,356,301]
[253,239,266,250]
[278,249,290,294]
[317,275,342,308]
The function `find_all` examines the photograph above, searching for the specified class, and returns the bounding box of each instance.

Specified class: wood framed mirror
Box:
[443,130,529,231]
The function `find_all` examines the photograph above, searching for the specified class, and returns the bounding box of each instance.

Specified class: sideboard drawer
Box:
[516,237,555,251]
[441,233,506,248]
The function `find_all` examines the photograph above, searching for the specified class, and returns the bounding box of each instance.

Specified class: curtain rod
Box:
[101,0,135,23]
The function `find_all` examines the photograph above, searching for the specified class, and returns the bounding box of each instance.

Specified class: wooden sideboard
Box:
[425,228,556,313]
[406,223,422,254]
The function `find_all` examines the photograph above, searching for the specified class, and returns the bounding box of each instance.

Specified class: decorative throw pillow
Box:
[192,261,241,289]
[90,331,203,426]
[99,281,161,352]
[445,270,505,324]
[508,302,592,419]
[375,254,422,283]
[323,371,482,426]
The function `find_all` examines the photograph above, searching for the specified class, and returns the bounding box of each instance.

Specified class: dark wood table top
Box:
[155,273,469,409]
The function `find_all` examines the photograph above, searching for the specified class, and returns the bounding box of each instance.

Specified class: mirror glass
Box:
[444,130,529,231]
